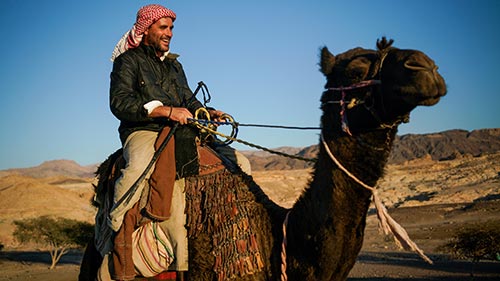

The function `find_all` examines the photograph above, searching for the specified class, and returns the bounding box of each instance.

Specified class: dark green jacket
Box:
[110,44,203,144]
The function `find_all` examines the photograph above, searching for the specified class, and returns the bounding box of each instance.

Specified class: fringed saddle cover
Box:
[185,170,265,280]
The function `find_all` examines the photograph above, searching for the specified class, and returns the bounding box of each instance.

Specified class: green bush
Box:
[13,216,94,269]
[438,220,500,262]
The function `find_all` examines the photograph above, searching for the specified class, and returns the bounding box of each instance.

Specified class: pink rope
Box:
[326,79,381,92]
[327,80,381,136]
[340,90,353,136]
[280,211,291,281]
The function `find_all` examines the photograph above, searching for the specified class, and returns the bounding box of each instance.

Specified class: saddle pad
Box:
[197,145,225,175]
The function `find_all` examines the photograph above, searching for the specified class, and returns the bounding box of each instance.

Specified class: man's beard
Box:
[153,36,171,53]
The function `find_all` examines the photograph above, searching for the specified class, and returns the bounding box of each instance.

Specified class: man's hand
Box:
[169,107,194,125]
[208,109,225,122]
[149,106,227,125]
[149,106,193,125]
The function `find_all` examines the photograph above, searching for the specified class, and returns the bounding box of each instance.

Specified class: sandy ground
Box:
[0,247,498,281]
[347,202,500,280]
[1,201,499,280]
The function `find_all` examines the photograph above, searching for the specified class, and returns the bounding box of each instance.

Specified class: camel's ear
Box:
[320,47,336,76]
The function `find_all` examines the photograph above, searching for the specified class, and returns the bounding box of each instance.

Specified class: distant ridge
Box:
[1,159,97,178]
[390,128,500,163]
[0,128,499,176]
[242,128,500,170]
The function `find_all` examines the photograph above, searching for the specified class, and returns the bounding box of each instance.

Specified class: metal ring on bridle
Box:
[192,108,238,146]
[194,107,215,134]
[216,113,238,146]
[194,107,211,122]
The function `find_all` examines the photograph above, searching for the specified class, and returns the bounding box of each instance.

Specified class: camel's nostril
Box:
[432,65,439,75]
[404,61,428,71]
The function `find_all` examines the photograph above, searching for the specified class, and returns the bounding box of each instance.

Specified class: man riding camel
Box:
[106,4,250,280]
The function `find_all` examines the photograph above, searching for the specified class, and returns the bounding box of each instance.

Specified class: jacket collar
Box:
[139,43,179,61]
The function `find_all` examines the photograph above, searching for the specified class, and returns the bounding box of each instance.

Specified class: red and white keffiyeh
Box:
[111,4,176,61]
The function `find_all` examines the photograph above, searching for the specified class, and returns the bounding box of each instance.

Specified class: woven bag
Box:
[132,222,174,277]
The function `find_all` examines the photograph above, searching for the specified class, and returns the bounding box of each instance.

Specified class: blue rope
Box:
[188,118,320,130]
[188,118,232,126]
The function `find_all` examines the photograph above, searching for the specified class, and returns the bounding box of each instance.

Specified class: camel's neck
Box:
[323,129,396,186]
[285,128,397,279]
[295,128,396,215]
[299,139,376,229]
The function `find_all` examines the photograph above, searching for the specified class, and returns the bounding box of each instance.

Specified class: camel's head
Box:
[319,37,446,135]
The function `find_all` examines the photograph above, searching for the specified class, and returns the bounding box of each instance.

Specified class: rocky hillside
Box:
[390,128,500,163]
[0,129,498,251]
[243,128,500,170]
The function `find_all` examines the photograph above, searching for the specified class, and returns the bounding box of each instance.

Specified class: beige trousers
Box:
[108,131,157,232]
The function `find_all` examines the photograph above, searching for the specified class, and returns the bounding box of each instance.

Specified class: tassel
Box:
[372,192,433,264]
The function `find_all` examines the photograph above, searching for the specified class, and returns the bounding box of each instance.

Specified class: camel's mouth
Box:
[383,50,447,109]
[392,73,447,108]
[395,91,445,109]
[417,95,443,106]
[412,84,447,106]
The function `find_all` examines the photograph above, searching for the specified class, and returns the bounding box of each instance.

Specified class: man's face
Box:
[143,17,174,56]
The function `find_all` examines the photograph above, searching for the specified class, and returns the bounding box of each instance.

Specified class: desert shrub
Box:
[438,220,500,261]
[13,216,93,269]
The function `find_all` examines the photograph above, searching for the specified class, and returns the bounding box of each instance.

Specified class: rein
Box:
[188,116,317,163]
[321,78,407,135]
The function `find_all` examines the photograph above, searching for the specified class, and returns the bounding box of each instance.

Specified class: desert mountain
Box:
[390,128,500,163]
[0,128,499,177]
[1,159,97,179]
[243,128,500,170]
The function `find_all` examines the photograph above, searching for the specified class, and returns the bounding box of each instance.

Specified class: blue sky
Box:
[1,0,499,169]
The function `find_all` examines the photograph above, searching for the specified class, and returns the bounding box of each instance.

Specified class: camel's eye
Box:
[345,57,371,81]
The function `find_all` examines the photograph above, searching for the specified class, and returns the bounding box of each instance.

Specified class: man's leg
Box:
[159,179,189,272]
[108,130,158,232]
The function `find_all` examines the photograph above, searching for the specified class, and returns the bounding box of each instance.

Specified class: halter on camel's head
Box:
[319,37,401,136]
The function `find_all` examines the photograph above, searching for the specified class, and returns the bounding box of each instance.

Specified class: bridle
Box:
[321,48,409,136]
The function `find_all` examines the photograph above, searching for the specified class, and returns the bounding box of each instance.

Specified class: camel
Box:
[79,37,446,281]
